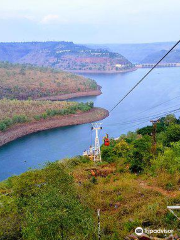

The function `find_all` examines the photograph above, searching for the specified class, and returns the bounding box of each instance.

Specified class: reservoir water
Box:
[0,68,180,181]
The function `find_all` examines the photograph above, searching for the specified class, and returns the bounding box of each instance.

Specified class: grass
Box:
[70,160,180,239]
[0,62,98,100]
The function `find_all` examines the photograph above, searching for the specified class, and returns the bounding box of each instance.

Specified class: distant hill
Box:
[0,42,134,73]
[141,49,180,64]
[87,42,180,63]
[0,62,99,100]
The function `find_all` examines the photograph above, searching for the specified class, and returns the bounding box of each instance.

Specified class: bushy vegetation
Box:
[0,115,28,131]
[0,62,98,100]
[0,161,95,239]
[0,99,94,131]
[101,114,180,175]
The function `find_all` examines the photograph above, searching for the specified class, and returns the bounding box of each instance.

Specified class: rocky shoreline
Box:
[67,67,137,74]
[0,108,109,147]
[37,89,102,101]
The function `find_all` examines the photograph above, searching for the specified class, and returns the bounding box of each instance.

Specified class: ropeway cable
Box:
[109,40,180,114]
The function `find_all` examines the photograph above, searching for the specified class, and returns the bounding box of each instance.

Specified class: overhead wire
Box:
[111,108,180,133]
[106,93,180,126]
[106,107,180,128]
[105,102,180,127]
[109,40,180,114]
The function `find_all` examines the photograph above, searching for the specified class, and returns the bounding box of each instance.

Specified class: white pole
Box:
[97,209,101,240]
[167,206,180,220]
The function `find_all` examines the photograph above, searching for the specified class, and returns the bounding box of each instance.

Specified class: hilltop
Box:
[0,41,135,73]
[88,42,180,63]
[141,49,180,64]
[0,62,100,100]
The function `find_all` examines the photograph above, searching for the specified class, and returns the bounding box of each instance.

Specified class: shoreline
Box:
[36,89,102,101]
[64,67,137,74]
[0,108,109,147]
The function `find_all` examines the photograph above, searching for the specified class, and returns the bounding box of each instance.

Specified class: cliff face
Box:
[0,41,134,72]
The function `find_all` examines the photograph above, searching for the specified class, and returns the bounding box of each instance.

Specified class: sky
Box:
[0,0,180,44]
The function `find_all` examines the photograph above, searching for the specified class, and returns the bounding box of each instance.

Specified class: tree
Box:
[128,135,152,173]
[164,124,180,145]
[163,114,177,125]
[114,139,130,158]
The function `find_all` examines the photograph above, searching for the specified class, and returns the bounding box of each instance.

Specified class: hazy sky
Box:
[0,0,179,43]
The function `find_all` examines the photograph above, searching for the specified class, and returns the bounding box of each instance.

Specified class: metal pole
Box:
[92,123,102,162]
[97,209,101,240]
[150,120,159,155]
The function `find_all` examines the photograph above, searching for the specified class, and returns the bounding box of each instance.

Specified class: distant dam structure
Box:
[136,63,180,68]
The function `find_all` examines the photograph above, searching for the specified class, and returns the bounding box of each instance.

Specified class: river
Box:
[0,68,180,181]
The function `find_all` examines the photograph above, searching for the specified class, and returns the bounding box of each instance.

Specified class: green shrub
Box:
[150,142,180,174]
[128,136,152,173]
[90,176,97,184]
[34,115,42,121]
[0,122,7,131]
[163,124,180,145]
[12,115,28,123]
[2,117,13,127]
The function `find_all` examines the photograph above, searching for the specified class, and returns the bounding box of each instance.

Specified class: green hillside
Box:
[0,114,180,239]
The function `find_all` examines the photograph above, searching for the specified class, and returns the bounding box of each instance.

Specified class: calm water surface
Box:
[0,68,180,180]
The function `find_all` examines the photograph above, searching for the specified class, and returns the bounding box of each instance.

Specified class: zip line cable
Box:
[109,40,180,114]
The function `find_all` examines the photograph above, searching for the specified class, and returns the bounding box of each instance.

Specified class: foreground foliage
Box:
[0,161,95,240]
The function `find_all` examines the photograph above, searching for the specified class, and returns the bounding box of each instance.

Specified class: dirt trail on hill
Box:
[139,181,178,197]
[0,108,109,147]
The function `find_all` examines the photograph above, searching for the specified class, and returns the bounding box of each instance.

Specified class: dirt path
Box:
[139,181,178,197]
[0,108,109,147]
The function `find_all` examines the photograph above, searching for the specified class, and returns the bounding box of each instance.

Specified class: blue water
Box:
[0,68,180,181]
